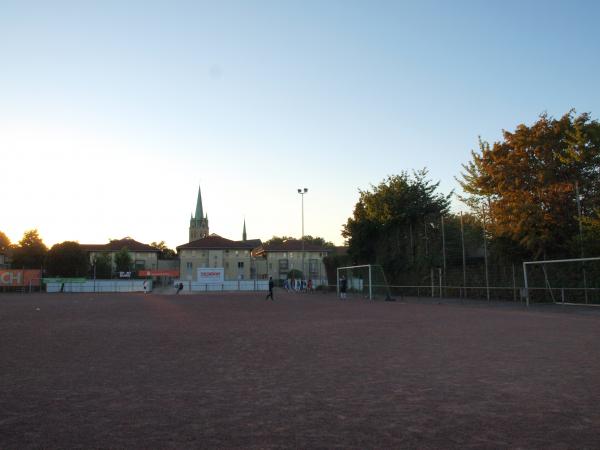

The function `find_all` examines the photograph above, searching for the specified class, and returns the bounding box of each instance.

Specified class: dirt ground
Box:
[1,290,600,449]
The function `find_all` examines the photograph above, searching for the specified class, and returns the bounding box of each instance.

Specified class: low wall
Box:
[174,280,269,292]
[46,280,152,293]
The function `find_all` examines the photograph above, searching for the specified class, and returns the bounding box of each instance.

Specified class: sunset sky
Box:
[2,0,599,249]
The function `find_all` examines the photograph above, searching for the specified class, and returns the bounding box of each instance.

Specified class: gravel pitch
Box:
[2,291,600,448]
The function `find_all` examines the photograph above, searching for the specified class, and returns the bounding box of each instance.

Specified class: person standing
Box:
[340,276,347,299]
[143,280,148,294]
[265,277,275,301]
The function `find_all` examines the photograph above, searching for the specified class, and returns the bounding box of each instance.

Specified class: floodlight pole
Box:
[298,188,308,279]
[575,181,588,303]
[460,212,467,298]
[483,208,490,301]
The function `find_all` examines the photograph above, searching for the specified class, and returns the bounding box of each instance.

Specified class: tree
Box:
[114,247,132,273]
[0,230,10,253]
[300,235,335,249]
[263,235,335,248]
[92,253,113,279]
[323,253,352,286]
[342,170,451,283]
[45,242,89,277]
[459,111,600,259]
[150,241,176,259]
[263,236,295,246]
[11,229,48,269]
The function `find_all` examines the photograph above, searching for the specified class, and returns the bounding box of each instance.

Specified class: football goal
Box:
[523,257,600,306]
[336,264,392,300]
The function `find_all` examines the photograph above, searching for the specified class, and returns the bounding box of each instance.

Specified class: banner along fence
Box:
[0,270,42,292]
[174,279,269,292]
[46,279,152,293]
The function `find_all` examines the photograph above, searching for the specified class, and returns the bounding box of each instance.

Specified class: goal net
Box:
[336,264,392,300]
[523,257,600,305]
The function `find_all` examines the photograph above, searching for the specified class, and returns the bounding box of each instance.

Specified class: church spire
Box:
[195,185,204,220]
[242,219,247,241]
[189,184,209,242]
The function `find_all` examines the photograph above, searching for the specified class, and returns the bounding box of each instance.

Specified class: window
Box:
[186,262,193,269]
[235,250,239,256]
[269,263,272,270]
[237,261,244,268]
[135,260,145,269]
[192,250,196,256]
[225,262,229,268]
[290,252,294,258]
[309,259,319,276]
[278,259,289,274]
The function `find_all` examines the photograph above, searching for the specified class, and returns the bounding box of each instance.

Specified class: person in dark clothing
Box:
[176,282,183,294]
[265,277,274,301]
[340,276,347,299]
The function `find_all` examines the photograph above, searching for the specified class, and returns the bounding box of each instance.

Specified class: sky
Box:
[2,0,599,249]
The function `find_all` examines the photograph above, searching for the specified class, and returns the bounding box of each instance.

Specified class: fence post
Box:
[431,268,434,297]
[441,215,446,297]
[523,262,529,307]
[460,212,466,299]
[512,264,516,302]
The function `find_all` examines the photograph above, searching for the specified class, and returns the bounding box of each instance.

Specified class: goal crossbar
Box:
[336,264,390,300]
[523,256,600,306]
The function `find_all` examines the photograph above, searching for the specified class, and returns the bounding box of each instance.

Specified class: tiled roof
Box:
[81,238,158,253]
[177,235,259,251]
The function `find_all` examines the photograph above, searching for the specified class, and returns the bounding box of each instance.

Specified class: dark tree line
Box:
[2,229,179,279]
[342,111,600,288]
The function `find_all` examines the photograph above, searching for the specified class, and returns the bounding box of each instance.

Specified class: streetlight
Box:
[297,188,308,279]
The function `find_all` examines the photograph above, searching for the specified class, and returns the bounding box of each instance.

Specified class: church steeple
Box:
[195,185,204,220]
[189,184,209,242]
[242,219,247,241]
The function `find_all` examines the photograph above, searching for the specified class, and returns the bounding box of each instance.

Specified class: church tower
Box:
[189,185,209,242]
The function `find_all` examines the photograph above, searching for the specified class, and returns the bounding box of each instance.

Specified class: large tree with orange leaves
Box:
[459,111,600,259]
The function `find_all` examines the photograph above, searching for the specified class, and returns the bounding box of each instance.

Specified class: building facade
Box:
[179,185,330,284]
[177,235,259,281]
[253,240,330,282]
[81,238,160,272]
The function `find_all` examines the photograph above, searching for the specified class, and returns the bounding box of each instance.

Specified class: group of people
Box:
[265,276,317,301]
[283,278,314,293]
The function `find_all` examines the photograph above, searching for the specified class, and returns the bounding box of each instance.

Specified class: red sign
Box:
[138,269,179,277]
[0,270,41,287]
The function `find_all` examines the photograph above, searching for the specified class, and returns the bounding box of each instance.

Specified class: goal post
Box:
[523,256,600,306]
[336,264,392,300]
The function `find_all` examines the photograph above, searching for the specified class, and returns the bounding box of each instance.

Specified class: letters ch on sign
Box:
[0,271,23,286]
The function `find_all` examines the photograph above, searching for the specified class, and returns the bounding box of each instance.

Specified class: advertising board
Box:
[197,267,224,283]
[138,270,180,277]
[0,270,42,287]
